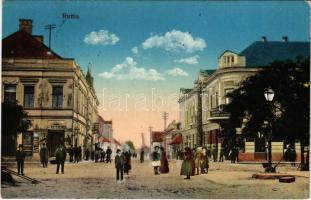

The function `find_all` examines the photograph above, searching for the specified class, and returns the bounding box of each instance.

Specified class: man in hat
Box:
[152,146,161,175]
[55,144,67,174]
[115,149,124,183]
[16,144,26,175]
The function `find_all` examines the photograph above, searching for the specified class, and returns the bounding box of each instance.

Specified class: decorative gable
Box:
[218,50,246,69]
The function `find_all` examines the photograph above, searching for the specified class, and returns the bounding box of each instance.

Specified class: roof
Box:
[240,41,310,67]
[218,50,240,58]
[3,31,63,59]
[180,88,192,94]
[151,131,165,143]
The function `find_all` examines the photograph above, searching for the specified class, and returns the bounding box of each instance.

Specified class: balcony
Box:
[209,104,230,121]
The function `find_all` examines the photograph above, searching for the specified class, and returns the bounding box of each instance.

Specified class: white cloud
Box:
[165,67,189,77]
[99,57,165,81]
[84,29,119,45]
[131,46,139,54]
[174,55,199,65]
[142,30,206,53]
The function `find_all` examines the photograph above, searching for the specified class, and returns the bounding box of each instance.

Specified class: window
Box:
[225,88,234,104]
[52,86,63,108]
[24,86,34,107]
[231,56,234,63]
[4,85,16,103]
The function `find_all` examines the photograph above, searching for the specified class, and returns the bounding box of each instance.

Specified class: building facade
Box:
[2,19,99,158]
[179,37,309,161]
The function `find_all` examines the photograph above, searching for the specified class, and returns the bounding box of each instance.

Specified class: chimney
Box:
[261,36,267,42]
[19,19,33,34]
[282,36,288,42]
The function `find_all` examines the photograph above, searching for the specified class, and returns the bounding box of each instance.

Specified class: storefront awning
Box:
[169,134,183,145]
[100,137,111,143]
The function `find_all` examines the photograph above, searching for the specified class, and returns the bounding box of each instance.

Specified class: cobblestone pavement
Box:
[1,159,309,199]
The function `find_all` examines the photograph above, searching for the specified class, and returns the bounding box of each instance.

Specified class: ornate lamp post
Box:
[264,88,275,172]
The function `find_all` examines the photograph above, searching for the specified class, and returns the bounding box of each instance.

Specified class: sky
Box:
[2,1,310,147]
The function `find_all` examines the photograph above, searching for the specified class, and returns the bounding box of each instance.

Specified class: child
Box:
[115,149,124,183]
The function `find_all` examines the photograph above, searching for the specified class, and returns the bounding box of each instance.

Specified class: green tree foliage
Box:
[2,101,31,136]
[125,140,135,151]
[225,58,309,166]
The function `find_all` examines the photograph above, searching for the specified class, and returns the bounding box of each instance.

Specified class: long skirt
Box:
[180,160,192,176]
[160,158,169,173]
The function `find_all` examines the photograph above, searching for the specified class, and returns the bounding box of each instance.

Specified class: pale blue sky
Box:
[3,1,309,144]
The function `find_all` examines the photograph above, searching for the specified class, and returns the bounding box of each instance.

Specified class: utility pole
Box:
[162,112,169,131]
[148,126,153,160]
[44,24,56,49]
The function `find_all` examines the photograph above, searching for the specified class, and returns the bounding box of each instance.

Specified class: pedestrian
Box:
[124,150,132,175]
[160,147,169,173]
[212,145,218,162]
[140,150,144,163]
[106,146,112,163]
[207,146,211,160]
[100,148,106,162]
[194,147,203,175]
[290,146,296,166]
[40,142,49,168]
[180,147,194,179]
[55,144,66,174]
[73,146,79,163]
[91,149,95,161]
[69,145,74,162]
[78,146,82,162]
[219,146,224,162]
[152,146,161,175]
[115,149,124,183]
[230,147,237,163]
[201,147,209,174]
[16,144,26,175]
[85,148,90,161]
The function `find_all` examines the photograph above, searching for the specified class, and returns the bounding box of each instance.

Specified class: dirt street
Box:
[1,159,309,199]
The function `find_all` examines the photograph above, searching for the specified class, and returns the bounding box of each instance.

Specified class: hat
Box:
[154,146,159,149]
[116,149,121,153]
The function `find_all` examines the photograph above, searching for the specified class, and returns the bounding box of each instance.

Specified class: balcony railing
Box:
[210,104,230,118]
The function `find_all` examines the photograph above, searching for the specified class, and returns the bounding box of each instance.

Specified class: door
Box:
[47,131,64,156]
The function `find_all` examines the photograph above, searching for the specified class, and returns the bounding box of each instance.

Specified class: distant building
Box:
[164,120,182,159]
[2,19,99,158]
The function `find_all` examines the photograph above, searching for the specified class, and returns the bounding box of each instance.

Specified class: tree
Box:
[225,58,309,169]
[2,101,31,155]
[125,141,135,151]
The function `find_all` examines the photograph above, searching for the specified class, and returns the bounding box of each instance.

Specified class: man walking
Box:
[115,149,124,183]
[55,144,66,174]
[140,150,144,163]
[40,142,49,168]
[212,145,218,162]
[16,144,26,175]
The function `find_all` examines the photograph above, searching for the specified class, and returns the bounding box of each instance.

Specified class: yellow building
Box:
[179,37,309,161]
[2,19,99,158]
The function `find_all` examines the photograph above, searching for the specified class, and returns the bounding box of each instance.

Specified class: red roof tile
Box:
[3,31,62,59]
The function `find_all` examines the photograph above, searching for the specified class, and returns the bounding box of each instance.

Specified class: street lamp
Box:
[264,88,275,172]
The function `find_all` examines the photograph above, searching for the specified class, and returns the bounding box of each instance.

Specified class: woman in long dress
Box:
[180,147,194,179]
[160,147,169,173]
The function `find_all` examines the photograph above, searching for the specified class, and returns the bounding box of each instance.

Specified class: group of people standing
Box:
[93,146,112,163]
[152,146,169,175]
[67,146,82,163]
[180,147,209,179]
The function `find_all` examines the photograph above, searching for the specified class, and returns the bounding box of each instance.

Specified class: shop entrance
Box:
[47,131,64,156]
